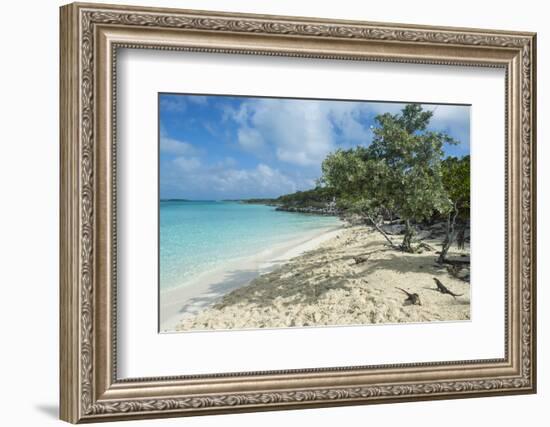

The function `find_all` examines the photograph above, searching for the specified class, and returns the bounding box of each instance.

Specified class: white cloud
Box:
[327,102,374,147]
[367,102,404,116]
[207,163,297,196]
[160,96,186,113]
[187,95,208,106]
[423,104,470,151]
[173,156,201,172]
[215,157,237,168]
[424,104,470,129]
[160,94,208,116]
[237,127,266,153]
[163,160,299,199]
[160,137,198,156]
[224,98,371,167]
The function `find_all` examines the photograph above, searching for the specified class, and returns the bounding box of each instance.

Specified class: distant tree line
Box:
[241,187,338,208]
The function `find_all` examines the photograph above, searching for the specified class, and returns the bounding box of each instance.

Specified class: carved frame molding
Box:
[60,2,536,423]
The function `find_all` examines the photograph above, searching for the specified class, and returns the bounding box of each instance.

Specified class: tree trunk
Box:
[401,219,415,253]
[437,227,452,264]
[366,214,399,250]
[456,223,466,250]
[437,203,459,264]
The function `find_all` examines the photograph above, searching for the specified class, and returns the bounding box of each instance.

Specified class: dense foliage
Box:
[436,155,470,261]
[276,187,338,208]
[441,155,470,222]
[321,104,466,254]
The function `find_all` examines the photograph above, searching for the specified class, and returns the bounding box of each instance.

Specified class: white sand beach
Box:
[160,227,344,331]
[162,224,470,332]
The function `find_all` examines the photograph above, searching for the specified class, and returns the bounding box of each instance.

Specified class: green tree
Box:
[437,155,470,263]
[322,104,457,252]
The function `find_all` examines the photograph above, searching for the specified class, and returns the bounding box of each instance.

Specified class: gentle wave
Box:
[160,200,342,290]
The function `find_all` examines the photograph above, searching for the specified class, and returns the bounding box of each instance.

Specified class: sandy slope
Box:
[175,225,471,331]
[159,227,343,331]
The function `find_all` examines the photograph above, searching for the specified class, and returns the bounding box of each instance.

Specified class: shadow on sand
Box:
[178,246,448,313]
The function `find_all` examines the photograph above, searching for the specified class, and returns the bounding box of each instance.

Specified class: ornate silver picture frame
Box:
[60,2,536,423]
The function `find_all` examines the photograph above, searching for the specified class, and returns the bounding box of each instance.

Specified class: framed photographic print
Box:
[60,2,537,423]
[157,94,473,333]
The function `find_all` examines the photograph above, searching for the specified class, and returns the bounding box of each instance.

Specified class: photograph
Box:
[158,94,471,333]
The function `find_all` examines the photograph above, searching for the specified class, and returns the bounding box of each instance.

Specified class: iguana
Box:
[433,277,463,299]
[395,287,422,306]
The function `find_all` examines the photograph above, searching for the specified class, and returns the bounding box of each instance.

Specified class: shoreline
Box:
[159,225,345,332]
[171,225,471,332]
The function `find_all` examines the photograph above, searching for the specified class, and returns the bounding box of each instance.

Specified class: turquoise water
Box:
[160,201,342,290]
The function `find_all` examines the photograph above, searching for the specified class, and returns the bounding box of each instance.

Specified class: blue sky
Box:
[159,94,470,200]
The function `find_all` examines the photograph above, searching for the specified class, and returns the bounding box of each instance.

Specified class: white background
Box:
[118,49,504,378]
[0,0,546,426]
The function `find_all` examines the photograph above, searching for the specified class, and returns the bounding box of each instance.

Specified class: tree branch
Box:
[366,214,400,249]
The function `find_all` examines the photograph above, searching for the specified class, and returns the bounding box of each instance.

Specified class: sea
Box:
[160,200,342,291]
